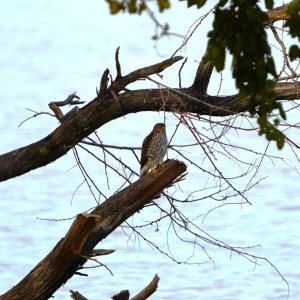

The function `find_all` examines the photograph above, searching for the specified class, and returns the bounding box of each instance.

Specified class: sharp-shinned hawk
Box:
[140,123,168,177]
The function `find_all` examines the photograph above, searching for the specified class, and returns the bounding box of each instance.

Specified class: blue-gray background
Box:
[0,1,299,299]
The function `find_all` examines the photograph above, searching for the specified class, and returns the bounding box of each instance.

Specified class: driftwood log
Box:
[0,160,186,300]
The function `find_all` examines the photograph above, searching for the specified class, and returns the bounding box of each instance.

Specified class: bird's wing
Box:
[140,131,153,169]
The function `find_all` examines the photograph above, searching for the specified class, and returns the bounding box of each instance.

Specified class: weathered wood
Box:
[192,51,214,95]
[0,56,182,182]
[0,45,299,182]
[130,274,160,300]
[267,3,290,22]
[0,214,100,300]
[0,159,186,300]
[70,274,160,300]
[70,290,89,300]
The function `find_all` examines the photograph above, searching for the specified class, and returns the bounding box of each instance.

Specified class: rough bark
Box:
[0,51,299,183]
[0,2,298,300]
[70,290,89,300]
[70,290,88,300]
[0,159,186,300]
[267,3,290,22]
[63,275,159,299]
[0,2,298,183]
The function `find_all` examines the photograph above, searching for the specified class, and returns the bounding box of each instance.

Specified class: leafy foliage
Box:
[105,0,169,14]
[204,0,286,149]
[265,0,274,9]
[285,0,300,61]
[103,0,300,149]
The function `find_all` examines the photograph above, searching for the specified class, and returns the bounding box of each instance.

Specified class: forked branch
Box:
[1,47,300,182]
[110,54,183,93]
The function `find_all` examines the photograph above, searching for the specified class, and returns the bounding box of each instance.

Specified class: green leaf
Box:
[157,0,170,12]
[127,0,137,13]
[212,47,225,71]
[264,0,274,10]
[180,0,206,9]
[257,116,285,149]
[287,0,300,14]
[138,1,146,14]
[106,0,124,14]
[285,1,300,40]
[289,44,300,60]
[276,133,285,149]
[278,104,287,120]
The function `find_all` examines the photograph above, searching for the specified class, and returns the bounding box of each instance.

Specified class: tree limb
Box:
[130,274,160,300]
[267,3,290,22]
[0,53,299,182]
[70,290,89,300]
[110,55,183,93]
[0,159,186,300]
[69,274,159,300]
[192,51,214,95]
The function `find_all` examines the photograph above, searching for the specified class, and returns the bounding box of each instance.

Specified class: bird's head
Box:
[153,123,166,132]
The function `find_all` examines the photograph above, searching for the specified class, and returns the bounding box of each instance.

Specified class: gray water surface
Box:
[0,1,299,299]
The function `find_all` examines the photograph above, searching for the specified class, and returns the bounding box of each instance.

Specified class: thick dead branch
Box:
[192,52,214,95]
[71,274,159,300]
[70,274,159,300]
[130,274,160,300]
[70,290,88,300]
[267,3,290,22]
[48,102,64,121]
[48,102,79,122]
[0,159,186,300]
[49,92,82,122]
[1,52,300,182]
[273,82,300,99]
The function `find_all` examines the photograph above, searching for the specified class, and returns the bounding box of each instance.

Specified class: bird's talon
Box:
[156,163,163,170]
[151,167,158,176]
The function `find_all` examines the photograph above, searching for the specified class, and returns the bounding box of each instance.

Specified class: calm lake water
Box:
[1,1,300,299]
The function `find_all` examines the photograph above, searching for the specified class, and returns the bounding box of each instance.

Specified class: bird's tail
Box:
[140,163,150,177]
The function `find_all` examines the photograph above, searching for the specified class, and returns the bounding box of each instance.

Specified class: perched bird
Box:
[140,123,168,177]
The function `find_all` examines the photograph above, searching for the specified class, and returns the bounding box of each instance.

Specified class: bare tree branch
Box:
[267,3,290,22]
[192,51,214,95]
[0,160,186,300]
[70,290,88,300]
[1,55,299,182]
[130,274,160,300]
